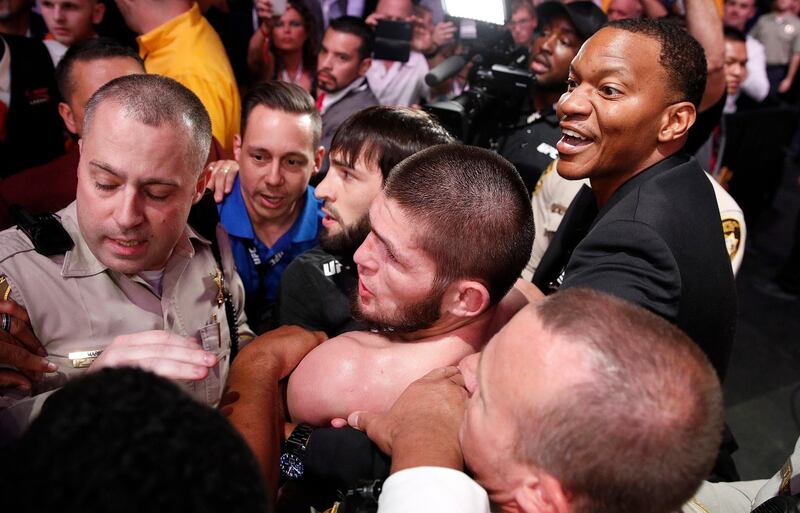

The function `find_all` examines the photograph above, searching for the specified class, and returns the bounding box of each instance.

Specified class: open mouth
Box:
[259,194,285,209]
[531,58,550,73]
[556,127,593,154]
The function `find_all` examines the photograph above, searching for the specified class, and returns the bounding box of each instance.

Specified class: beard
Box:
[349,280,447,334]
[319,211,371,257]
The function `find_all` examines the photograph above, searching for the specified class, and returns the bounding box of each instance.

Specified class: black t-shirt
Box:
[277,246,365,337]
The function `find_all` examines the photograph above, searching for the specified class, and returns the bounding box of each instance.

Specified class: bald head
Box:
[83,74,211,175]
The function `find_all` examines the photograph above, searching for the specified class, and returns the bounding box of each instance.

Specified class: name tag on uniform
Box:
[68,350,103,368]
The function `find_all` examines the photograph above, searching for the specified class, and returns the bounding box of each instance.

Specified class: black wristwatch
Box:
[279,423,315,481]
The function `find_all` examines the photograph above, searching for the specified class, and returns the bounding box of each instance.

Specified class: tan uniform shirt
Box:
[522,161,746,280]
[0,202,253,433]
[682,435,800,512]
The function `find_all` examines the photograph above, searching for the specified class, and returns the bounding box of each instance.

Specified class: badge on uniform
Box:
[0,275,11,301]
[722,218,741,261]
[212,267,226,307]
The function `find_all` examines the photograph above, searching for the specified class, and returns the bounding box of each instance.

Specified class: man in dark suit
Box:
[0,33,65,177]
[316,16,377,159]
[533,19,737,382]
[533,20,738,482]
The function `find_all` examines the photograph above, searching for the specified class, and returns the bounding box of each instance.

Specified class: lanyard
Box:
[244,239,286,275]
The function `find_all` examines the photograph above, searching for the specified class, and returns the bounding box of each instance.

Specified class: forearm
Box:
[246,26,275,79]
[390,431,463,473]
[785,53,800,85]
[225,350,284,498]
[685,0,725,110]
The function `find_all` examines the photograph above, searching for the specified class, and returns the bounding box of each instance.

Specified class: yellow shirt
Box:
[138,4,240,155]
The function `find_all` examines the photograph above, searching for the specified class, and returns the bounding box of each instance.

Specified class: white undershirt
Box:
[138,269,165,296]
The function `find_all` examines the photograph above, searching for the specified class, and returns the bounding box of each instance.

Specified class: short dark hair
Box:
[723,24,747,43]
[84,74,212,175]
[517,288,723,513]
[328,16,374,61]
[607,18,707,108]
[329,106,454,181]
[240,80,321,148]
[4,367,270,513]
[383,144,534,304]
[55,37,144,104]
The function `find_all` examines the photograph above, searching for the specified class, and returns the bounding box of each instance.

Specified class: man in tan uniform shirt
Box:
[0,74,252,438]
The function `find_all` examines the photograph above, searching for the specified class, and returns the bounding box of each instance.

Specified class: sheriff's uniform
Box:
[682,435,800,512]
[0,202,253,436]
[522,160,747,282]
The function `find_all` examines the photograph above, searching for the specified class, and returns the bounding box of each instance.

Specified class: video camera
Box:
[424,0,536,146]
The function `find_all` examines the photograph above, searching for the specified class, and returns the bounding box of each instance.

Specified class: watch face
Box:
[280,452,304,480]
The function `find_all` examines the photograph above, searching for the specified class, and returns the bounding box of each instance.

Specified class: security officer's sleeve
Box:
[681,480,767,513]
[561,219,682,322]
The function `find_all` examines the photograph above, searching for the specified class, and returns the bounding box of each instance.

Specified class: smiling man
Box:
[0,74,253,434]
[533,19,737,385]
[218,81,324,333]
[496,1,607,190]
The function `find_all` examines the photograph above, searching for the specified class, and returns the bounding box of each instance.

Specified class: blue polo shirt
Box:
[219,177,323,324]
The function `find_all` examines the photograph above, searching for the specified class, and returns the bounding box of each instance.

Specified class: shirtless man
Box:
[284,143,536,426]
[225,144,535,494]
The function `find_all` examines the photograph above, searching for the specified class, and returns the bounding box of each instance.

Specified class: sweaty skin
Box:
[287,328,485,425]
[286,279,542,425]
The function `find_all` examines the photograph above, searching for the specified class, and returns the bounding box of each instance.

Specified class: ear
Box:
[59,102,79,135]
[444,280,491,318]
[514,472,571,513]
[313,145,325,175]
[193,166,211,204]
[357,57,372,77]
[233,133,243,162]
[657,101,695,143]
[92,1,106,24]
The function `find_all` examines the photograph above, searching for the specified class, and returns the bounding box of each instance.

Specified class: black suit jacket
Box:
[0,34,65,178]
[534,154,737,380]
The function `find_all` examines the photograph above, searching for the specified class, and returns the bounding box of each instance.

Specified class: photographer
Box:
[364,0,431,107]
[494,2,607,190]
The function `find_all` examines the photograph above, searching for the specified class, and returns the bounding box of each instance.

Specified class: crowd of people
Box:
[0,0,799,511]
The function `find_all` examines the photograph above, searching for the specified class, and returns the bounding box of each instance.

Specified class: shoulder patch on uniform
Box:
[722,218,741,260]
[0,275,11,301]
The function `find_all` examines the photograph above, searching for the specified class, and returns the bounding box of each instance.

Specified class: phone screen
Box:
[272,0,287,16]
[373,20,412,62]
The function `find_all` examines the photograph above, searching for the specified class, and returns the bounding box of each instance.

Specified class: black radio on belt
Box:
[11,205,74,256]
